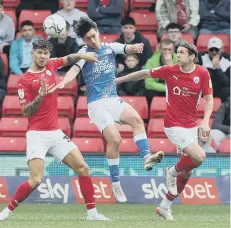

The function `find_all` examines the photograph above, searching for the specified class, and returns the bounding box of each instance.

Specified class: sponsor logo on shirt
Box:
[46,70,52,76]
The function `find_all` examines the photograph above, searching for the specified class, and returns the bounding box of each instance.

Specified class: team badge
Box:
[18,89,25,99]
[193,76,200,84]
[46,70,52,76]
[209,79,213,88]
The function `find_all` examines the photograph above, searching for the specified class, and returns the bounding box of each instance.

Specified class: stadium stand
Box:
[0,137,26,153]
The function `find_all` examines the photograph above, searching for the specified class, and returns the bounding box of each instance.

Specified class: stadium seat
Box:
[58,117,71,137]
[150,96,167,118]
[147,118,165,137]
[162,33,194,44]
[219,139,230,153]
[55,75,78,96]
[76,96,88,117]
[121,96,148,119]
[0,137,26,153]
[129,11,158,31]
[197,97,221,117]
[149,138,176,153]
[3,8,16,29]
[0,117,28,137]
[18,10,52,29]
[73,117,101,137]
[100,34,120,43]
[2,95,21,116]
[141,32,158,51]
[16,30,48,40]
[131,0,155,10]
[0,53,8,76]
[116,123,133,138]
[197,34,230,54]
[119,138,139,153]
[7,74,19,94]
[2,0,20,7]
[57,96,74,119]
[72,138,104,153]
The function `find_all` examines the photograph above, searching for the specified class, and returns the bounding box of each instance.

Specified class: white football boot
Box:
[87,213,112,221]
[0,208,12,221]
[112,182,127,203]
[144,151,164,171]
[156,206,174,220]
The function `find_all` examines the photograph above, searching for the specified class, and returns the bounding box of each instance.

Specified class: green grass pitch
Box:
[0,204,229,228]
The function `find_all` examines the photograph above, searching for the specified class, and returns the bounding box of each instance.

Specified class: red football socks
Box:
[8,181,34,211]
[175,156,197,172]
[177,173,190,194]
[78,176,96,210]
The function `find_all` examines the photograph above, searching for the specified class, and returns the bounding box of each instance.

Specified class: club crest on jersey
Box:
[193,76,200,84]
[18,89,24,99]
[46,70,52,76]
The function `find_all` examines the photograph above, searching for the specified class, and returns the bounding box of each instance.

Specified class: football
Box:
[43,14,66,38]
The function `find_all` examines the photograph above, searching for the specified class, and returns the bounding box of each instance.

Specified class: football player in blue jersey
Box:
[50,17,164,203]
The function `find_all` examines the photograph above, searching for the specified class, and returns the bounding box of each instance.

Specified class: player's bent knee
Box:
[107,136,121,147]
[75,162,89,176]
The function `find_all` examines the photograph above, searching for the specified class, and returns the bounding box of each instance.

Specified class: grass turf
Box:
[0,204,229,228]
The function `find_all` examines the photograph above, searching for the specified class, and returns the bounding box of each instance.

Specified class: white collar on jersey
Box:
[180,64,196,74]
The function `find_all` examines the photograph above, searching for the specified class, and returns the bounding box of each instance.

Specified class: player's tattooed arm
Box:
[22,94,44,117]
[63,53,98,66]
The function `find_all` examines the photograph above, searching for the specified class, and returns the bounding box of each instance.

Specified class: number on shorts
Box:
[63,135,71,142]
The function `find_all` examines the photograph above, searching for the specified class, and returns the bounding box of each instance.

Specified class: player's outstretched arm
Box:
[116,69,150,85]
[62,53,98,66]
[125,43,144,54]
[22,76,51,117]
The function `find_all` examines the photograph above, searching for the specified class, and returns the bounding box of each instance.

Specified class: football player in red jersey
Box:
[0,40,111,221]
[116,41,214,220]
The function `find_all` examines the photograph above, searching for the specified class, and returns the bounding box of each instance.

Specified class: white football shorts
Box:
[26,129,77,162]
[164,126,198,157]
[88,97,129,132]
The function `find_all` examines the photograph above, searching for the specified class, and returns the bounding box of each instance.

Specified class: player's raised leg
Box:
[62,148,111,220]
[0,159,44,220]
[102,125,127,203]
[119,105,164,170]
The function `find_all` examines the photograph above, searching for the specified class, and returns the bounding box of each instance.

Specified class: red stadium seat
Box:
[16,30,48,40]
[2,0,20,7]
[162,33,194,44]
[219,139,230,153]
[130,11,158,31]
[147,118,165,137]
[131,0,155,10]
[73,117,101,137]
[0,53,9,76]
[55,75,78,96]
[149,138,176,153]
[76,96,88,117]
[197,34,230,54]
[141,32,158,51]
[72,138,104,153]
[0,137,26,153]
[150,96,167,118]
[100,34,120,43]
[120,138,139,153]
[0,117,28,137]
[116,123,133,138]
[121,96,148,119]
[7,74,19,94]
[18,10,52,29]
[2,95,21,116]
[58,117,71,137]
[197,97,221,117]
[57,96,74,119]
[3,8,16,28]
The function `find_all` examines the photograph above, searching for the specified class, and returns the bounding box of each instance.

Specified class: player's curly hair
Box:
[32,40,53,52]
[73,17,98,38]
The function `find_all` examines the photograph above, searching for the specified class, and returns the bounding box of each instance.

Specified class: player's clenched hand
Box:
[82,52,98,62]
[134,43,144,53]
[198,120,210,142]
[48,80,65,94]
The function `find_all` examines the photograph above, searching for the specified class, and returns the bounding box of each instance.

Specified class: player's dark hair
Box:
[178,40,199,63]
[166,23,183,31]
[32,40,53,52]
[125,53,139,61]
[21,20,34,29]
[121,16,136,26]
[74,17,98,38]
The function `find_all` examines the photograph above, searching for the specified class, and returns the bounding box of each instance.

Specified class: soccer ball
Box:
[43,14,66,38]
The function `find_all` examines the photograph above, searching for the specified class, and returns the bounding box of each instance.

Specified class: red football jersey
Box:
[149,64,213,128]
[17,58,64,131]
